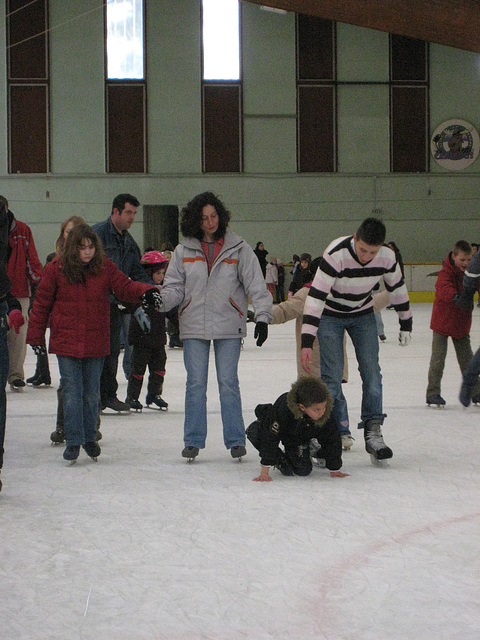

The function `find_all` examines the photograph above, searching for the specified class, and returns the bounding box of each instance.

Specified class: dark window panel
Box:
[297,14,335,81]
[106,83,147,173]
[203,83,242,173]
[9,84,49,173]
[391,86,428,172]
[7,0,47,80]
[298,85,336,172]
[390,34,428,82]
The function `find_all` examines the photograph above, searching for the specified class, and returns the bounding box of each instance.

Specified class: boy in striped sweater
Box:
[300,218,412,464]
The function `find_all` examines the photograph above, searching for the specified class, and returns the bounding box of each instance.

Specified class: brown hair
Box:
[55,216,85,255]
[59,223,105,283]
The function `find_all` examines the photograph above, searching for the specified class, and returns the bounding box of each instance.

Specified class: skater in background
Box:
[265,256,278,297]
[1,195,43,390]
[0,201,24,491]
[301,218,412,464]
[288,252,311,297]
[254,241,268,278]
[426,240,479,407]
[455,246,480,406]
[27,224,160,463]
[155,191,273,462]
[125,251,176,411]
[275,259,285,303]
[246,377,349,481]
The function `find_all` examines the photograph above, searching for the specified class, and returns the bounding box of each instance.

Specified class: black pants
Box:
[246,420,312,476]
[127,344,167,399]
[100,303,122,403]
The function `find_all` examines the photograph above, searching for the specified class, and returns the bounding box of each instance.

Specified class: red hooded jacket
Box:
[27,257,154,358]
[430,252,472,339]
[7,215,43,298]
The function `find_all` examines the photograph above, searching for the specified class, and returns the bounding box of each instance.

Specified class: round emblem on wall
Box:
[431,119,480,170]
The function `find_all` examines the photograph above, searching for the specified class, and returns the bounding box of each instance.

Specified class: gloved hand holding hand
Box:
[398,330,411,346]
[8,309,24,334]
[31,344,47,355]
[134,306,151,334]
[141,288,163,312]
[254,321,268,347]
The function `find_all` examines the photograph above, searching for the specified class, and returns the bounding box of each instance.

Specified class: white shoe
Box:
[341,434,355,450]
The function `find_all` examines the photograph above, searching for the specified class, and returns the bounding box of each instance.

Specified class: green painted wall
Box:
[0,0,480,265]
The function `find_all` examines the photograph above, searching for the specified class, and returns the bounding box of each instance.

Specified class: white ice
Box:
[1,303,479,640]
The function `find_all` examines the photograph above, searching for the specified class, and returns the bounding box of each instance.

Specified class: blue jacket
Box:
[92,218,150,284]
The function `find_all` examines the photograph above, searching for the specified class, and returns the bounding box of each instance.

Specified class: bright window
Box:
[202,0,240,80]
[106,0,144,79]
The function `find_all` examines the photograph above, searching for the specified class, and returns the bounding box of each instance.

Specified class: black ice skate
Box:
[364,419,393,466]
[50,428,65,445]
[63,445,80,464]
[426,394,446,408]
[102,397,131,413]
[230,445,246,461]
[182,446,199,462]
[145,394,168,410]
[83,441,101,461]
[126,397,143,412]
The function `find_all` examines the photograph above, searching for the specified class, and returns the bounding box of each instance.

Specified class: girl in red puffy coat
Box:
[426,240,480,406]
[27,224,157,463]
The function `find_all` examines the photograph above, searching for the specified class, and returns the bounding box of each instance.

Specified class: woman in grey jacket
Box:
[158,192,273,461]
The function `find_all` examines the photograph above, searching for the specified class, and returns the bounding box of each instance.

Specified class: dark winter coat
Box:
[27,257,154,358]
[128,304,177,349]
[254,245,268,278]
[430,252,472,339]
[251,380,342,471]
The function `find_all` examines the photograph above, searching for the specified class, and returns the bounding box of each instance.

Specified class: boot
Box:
[126,374,144,411]
[31,351,51,386]
[26,354,42,384]
[364,419,393,462]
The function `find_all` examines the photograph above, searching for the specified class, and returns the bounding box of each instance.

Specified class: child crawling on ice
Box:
[246,377,350,482]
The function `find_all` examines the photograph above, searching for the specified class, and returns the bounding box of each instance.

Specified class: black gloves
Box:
[141,288,163,312]
[254,321,268,347]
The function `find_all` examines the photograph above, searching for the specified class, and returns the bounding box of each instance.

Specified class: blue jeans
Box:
[183,338,245,449]
[317,313,385,435]
[57,356,104,446]
[0,301,8,469]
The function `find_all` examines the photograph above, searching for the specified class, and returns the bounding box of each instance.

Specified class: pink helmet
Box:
[140,250,169,267]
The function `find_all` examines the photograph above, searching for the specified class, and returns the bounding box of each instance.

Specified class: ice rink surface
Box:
[1,303,479,640]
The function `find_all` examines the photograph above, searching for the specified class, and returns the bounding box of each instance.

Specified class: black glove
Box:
[31,345,47,356]
[254,321,268,347]
[141,289,163,312]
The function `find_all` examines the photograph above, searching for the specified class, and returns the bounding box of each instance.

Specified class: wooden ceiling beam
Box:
[243,0,480,53]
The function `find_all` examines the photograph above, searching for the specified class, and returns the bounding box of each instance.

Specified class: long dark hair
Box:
[59,223,105,283]
[180,192,230,241]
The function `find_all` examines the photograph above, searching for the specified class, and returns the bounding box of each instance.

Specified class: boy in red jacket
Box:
[426,240,480,406]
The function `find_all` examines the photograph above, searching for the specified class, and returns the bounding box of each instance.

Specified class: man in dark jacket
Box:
[246,377,349,482]
[0,202,24,490]
[93,194,151,412]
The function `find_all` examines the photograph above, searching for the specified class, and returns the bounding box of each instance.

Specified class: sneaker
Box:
[10,378,25,389]
[182,446,199,460]
[364,420,393,461]
[426,394,446,407]
[63,445,80,461]
[230,445,246,459]
[83,441,101,460]
[103,397,131,412]
[341,434,355,450]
